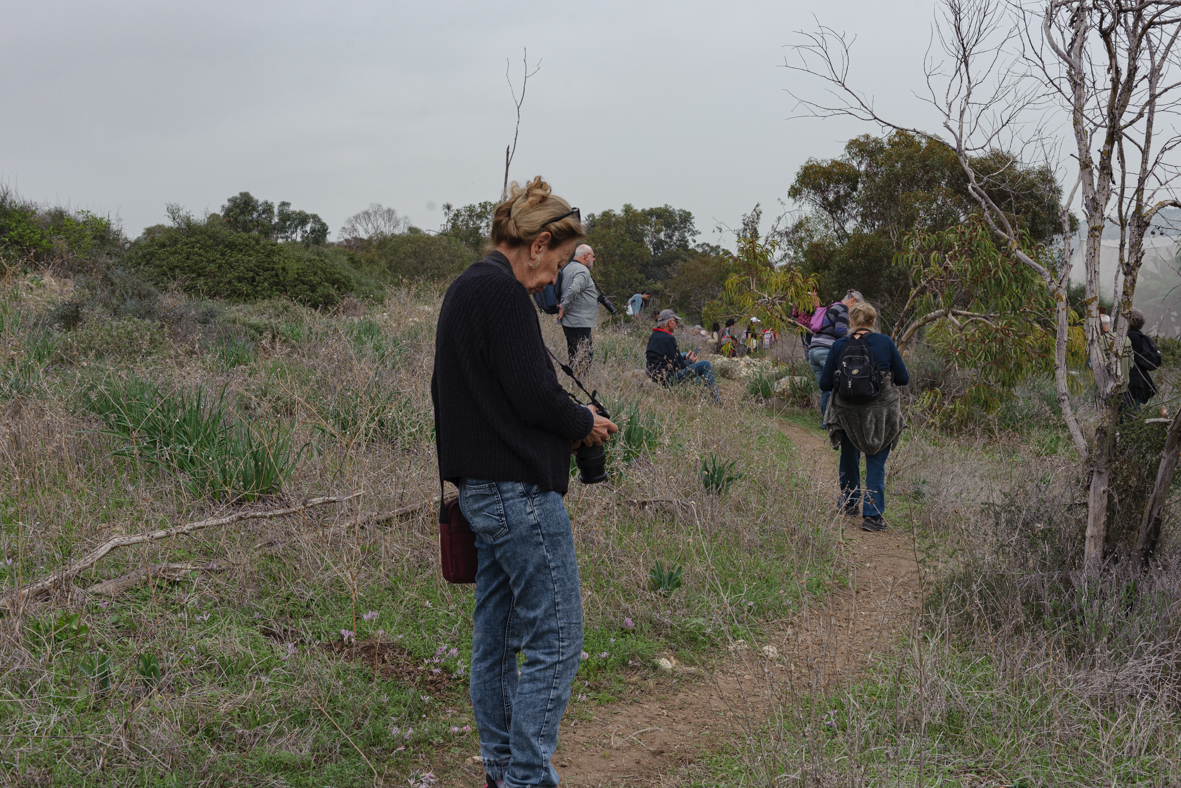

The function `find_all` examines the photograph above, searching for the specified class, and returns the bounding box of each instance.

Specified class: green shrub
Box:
[358,230,473,282]
[0,186,125,271]
[125,219,364,309]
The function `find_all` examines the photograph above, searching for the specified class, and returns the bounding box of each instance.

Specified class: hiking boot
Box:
[842,501,860,517]
[861,516,887,532]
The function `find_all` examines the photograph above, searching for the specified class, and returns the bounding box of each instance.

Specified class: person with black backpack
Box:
[1127,307,1162,407]
[818,302,909,532]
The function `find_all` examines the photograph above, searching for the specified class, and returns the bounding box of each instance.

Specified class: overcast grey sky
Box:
[2,0,942,244]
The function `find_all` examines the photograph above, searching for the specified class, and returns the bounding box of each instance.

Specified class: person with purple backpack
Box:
[807,289,862,426]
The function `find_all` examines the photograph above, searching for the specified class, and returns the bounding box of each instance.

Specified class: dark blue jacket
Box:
[819,331,909,391]
[645,328,687,379]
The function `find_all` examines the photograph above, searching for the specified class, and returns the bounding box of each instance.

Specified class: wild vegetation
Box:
[4,0,1181,774]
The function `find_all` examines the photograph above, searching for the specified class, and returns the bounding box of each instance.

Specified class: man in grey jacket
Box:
[557,244,599,373]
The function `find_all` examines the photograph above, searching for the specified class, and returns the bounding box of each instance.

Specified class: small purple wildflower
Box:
[404,727,413,740]
[431,668,441,674]
[363,610,378,622]
[340,629,355,644]
[447,647,459,658]
[609,638,616,643]
[420,695,430,703]
[450,726,459,733]
[391,726,400,736]
[599,652,609,659]
[196,612,211,622]
[4,558,12,566]
[462,724,472,732]
[623,617,635,629]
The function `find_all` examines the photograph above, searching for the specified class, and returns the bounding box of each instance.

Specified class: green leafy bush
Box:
[125,218,363,308]
[357,230,473,282]
[0,186,125,270]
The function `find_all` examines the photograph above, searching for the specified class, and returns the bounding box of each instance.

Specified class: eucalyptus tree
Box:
[788,0,1181,570]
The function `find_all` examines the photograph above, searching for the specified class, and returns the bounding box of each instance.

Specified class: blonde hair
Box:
[849,302,877,330]
[490,176,585,252]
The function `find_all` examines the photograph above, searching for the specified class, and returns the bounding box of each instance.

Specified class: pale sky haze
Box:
[2,0,942,244]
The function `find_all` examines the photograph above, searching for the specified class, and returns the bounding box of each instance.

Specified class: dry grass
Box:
[0,275,842,785]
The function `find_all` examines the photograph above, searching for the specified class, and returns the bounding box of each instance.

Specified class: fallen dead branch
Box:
[335,496,440,529]
[323,496,443,538]
[85,562,207,597]
[5,492,362,611]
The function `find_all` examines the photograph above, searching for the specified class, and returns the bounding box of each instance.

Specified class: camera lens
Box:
[575,444,608,484]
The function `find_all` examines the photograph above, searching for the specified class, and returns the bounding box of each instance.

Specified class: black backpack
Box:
[834,332,883,403]
[1137,334,1162,371]
[532,268,565,315]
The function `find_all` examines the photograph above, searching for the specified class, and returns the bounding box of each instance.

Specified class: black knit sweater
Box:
[431,252,594,494]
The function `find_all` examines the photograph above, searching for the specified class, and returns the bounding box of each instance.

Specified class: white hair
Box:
[574,244,593,262]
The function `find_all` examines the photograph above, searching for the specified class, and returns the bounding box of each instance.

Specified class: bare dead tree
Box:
[338,203,411,248]
[502,49,541,201]
[787,0,1181,572]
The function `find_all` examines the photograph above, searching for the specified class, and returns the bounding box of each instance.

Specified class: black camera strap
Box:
[544,346,603,411]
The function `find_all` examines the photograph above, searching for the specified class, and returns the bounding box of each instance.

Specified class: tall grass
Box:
[83,378,296,501]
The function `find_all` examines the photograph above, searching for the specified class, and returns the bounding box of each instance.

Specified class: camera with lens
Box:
[597,292,618,316]
[575,400,610,484]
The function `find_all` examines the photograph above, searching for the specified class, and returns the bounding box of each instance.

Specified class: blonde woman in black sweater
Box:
[432,177,617,788]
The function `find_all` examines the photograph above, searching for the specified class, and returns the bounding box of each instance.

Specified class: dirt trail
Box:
[455,419,923,787]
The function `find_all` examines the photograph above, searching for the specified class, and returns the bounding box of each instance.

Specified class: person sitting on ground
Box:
[819,302,908,533]
[1127,307,1162,408]
[710,322,721,344]
[808,290,862,427]
[645,309,722,404]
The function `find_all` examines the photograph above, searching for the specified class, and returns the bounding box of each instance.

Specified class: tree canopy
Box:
[784,131,1067,320]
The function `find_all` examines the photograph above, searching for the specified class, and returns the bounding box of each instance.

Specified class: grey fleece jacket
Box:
[559,261,599,329]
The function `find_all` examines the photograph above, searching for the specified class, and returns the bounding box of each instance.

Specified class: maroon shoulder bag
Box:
[438,494,478,584]
[437,407,478,584]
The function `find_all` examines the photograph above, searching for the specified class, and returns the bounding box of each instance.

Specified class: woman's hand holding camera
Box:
[572,405,618,450]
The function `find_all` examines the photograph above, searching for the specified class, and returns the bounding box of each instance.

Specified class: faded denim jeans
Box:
[668,359,722,403]
[837,434,891,518]
[458,479,583,788]
[807,346,831,424]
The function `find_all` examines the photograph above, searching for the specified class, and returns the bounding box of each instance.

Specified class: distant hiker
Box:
[819,302,909,532]
[710,322,721,344]
[646,309,722,404]
[557,244,598,374]
[1127,308,1162,408]
[745,319,761,355]
[793,291,821,350]
[627,291,651,321]
[808,290,862,426]
[432,176,617,788]
[717,318,739,357]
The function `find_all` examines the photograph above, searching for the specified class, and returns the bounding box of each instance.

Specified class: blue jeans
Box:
[458,479,583,788]
[837,434,890,518]
[807,346,831,424]
[668,360,722,403]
